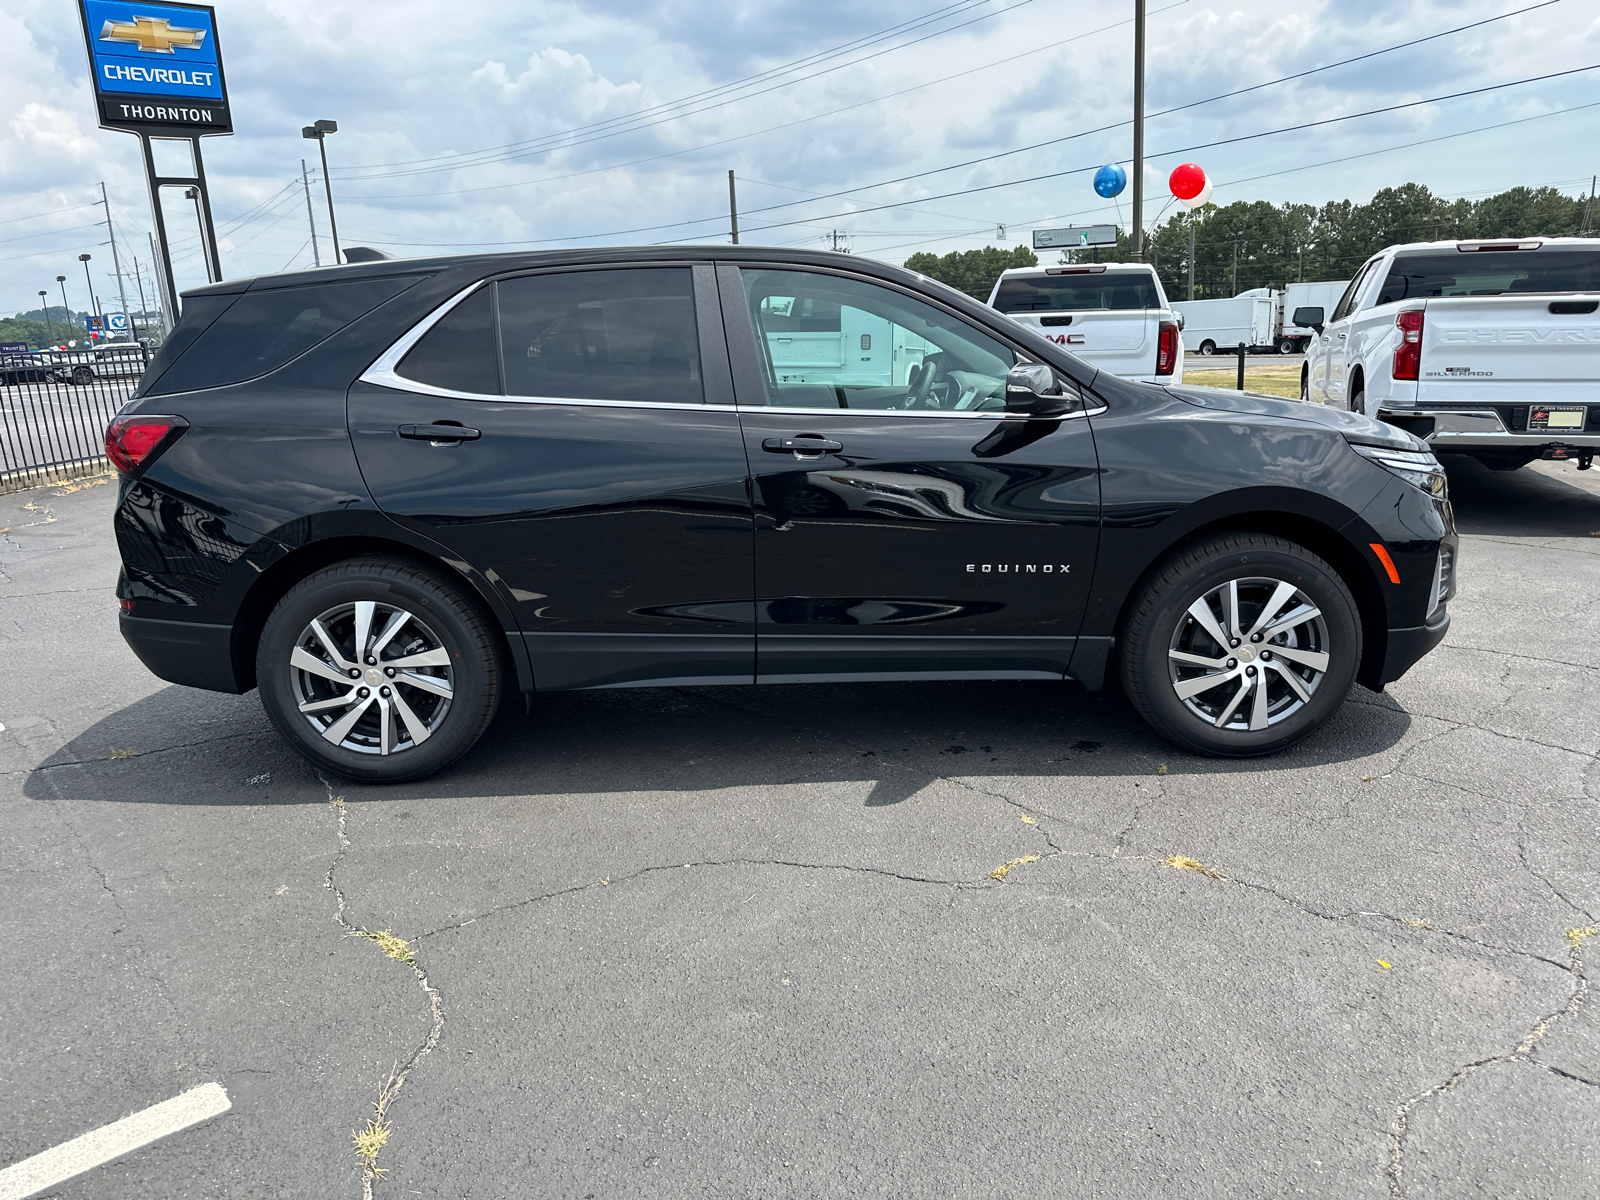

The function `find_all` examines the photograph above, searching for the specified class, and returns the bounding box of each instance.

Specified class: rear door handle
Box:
[398,423,481,442]
[762,436,843,454]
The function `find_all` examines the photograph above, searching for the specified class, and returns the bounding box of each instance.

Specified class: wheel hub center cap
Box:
[366,668,383,685]
[1238,646,1255,662]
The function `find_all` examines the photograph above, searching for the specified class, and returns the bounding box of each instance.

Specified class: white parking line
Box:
[0,1082,230,1200]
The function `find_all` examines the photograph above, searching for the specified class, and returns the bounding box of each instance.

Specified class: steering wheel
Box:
[904,352,947,409]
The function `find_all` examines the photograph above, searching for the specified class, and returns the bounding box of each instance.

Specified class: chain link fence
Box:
[0,346,147,493]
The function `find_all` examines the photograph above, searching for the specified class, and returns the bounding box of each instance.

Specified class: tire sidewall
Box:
[257,564,496,781]
[1129,544,1360,756]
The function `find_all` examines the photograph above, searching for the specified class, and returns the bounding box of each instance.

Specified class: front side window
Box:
[498,268,703,405]
[740,268,1015,411]
[1329,260,1377,323]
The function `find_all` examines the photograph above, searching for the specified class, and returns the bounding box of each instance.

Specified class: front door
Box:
[350,264,754,689]
[719,264,1101,683]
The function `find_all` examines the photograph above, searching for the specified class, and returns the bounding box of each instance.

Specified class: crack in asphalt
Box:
[319,775,445,1200]
[944,775,1065,857]
[1384,939,1591,1198]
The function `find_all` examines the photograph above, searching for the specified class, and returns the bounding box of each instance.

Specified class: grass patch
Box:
[106,748,138,760]
[354,928,415,965]
[1165,854,1226,881]
[1182,367,1302,399]
[989,855,1041,881]
[352,1116,390,1172]
[1566,927,1598,951]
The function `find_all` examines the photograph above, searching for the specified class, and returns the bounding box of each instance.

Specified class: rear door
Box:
[350,264,755,690]
[722,263,1102,683]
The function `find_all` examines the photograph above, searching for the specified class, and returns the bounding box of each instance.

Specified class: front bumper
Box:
[1377,608,1451,688]
[1376,406,1600,452]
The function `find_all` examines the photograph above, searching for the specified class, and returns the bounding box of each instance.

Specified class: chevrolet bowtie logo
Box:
[100,15,207,53]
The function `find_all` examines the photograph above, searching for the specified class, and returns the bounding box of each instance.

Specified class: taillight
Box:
[1393,310,1424,381]
[1156,321,1179,376]
[105,414,186,474]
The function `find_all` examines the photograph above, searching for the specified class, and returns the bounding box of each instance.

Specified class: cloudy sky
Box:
[2,0,1597,315]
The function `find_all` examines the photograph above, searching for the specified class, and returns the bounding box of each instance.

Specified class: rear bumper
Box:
[1376,609,1450,689]
[1377,406,1600,452]
[120,613,248,694]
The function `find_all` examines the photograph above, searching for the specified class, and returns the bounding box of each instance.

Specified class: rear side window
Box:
[992,274,1160,313]
[398,286,500,395]
[1376,249,1600,304]
[135,292,237,395]
[146,275,419,395]
[497,268,703,404]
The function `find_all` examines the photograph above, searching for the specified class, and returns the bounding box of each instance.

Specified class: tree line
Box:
[904,181,1597,301]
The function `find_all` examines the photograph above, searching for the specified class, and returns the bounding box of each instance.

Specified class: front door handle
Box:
[398,423,481,442]
[762,436,843,454]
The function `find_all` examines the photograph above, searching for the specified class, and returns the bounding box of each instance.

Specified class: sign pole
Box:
[141,135,180,323]
[1130,0,1146,262]
[190,137,223,283]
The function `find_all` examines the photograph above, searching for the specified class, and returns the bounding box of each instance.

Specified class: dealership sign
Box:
[77,0,231,133]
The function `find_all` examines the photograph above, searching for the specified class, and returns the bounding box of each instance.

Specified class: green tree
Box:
[903,244,1037,300]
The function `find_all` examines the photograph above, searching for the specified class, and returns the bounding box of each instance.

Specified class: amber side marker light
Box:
[1369,543,1401,584]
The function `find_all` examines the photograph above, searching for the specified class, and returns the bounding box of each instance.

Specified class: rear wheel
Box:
[1300,367,1309,401]
[256,557,503,783]
[1278,338,1296,355]
[1350,384,1367,416]
[1199,340,1217,356]
[71,365,94,385]
[1120,534,1361,757]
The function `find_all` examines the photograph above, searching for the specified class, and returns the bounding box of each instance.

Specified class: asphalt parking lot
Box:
[3,457,1598,1199]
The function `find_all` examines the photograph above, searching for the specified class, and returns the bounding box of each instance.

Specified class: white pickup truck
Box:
[986,262,1183,384]
[1300,238,1600,470]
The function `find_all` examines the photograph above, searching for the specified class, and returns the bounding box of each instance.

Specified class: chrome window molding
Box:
[359,276,1105,420]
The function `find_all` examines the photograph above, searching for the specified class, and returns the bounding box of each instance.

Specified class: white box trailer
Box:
[1278,280,1349,353]
[1172,295,1277,355]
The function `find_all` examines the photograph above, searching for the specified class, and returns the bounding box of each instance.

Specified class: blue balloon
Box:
[1093,164,1127,199]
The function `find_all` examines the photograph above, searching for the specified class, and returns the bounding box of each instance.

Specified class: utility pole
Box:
[728,170,740,245]
[1187,218,1196,301]
[1297,245,1304,283]
[1582,175,1597,236]
[829,230,851,253]
[1129,0,1146,261]
[147,233,167,332]
[130,257,152,339]
[1231,237,1241,296]
[100,182,133,340]
[302,159,322,266]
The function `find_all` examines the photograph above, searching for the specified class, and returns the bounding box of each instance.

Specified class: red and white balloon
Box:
[1168,162,1213,210]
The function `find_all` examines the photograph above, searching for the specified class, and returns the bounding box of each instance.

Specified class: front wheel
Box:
[1198,340,1217,356]
[256,557,503,783]
[71,365,94,385]
[1120,534,1361,757]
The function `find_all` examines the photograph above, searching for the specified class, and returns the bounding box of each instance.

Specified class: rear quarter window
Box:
[144,275,421,395]
[1375,249,1600,304]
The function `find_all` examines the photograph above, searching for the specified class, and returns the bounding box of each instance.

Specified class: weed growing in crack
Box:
[1019,813,1037,825]
[989,855,1040,881]
[354,928,416,965]
[328,794,346,810]
[1566,927,1599,951]
[106,748,138,760]
[1403,918,1434,930]
[352,1114,391,1177]
[1165,854,1226,881]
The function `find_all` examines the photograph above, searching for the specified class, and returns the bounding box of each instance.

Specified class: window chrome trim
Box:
[359,277,1106,419]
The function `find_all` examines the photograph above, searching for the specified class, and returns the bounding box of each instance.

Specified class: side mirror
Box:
[1005,362,1081,416]
[1292,306,1325,334]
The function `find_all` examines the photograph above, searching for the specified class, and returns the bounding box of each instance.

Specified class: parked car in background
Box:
[1300,238,1600,470]
[986,262,1183,384]
[0,352,74,385]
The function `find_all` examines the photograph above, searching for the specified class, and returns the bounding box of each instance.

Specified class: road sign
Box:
[106,312,130,333]
[0,342,28,354]
[1033,224,1118,250]
[78,0,231,134]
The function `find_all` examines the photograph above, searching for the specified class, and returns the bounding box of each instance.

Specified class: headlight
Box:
[1350,443,1447,498]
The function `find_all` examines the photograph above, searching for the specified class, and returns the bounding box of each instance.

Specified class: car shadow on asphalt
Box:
[27,676,1412,808]
[1442,455,1600,537]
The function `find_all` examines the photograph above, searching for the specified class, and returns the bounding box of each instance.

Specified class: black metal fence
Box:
[0,346,147,493]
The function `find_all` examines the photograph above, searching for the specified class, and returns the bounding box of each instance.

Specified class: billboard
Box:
[77,0,231,134]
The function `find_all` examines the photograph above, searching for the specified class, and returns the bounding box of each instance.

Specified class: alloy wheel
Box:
[289,600,454,755]
[1166,576,1330,731]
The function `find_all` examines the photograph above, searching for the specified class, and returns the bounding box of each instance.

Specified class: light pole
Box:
[302,120,342,264]
[38,290,52,344]
[79,254,99,339]
[184,186,207,247]
[56,276,70,345]
[1129,0,1146,261]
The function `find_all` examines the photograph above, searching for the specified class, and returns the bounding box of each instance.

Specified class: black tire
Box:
[1350,382,1366,416]
[1119,534,1361,758]
[1198,340,1217,356]
[1300,367,1309,402]
[1278,339,1295,355]
[71,365,94,385]
[256,557,503,783]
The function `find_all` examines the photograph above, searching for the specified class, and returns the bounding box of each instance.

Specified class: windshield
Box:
[1376,249,1600,304]
[992,274,1161,313]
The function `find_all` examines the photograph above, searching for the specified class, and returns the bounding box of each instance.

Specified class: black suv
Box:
[109,248,1455,781]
